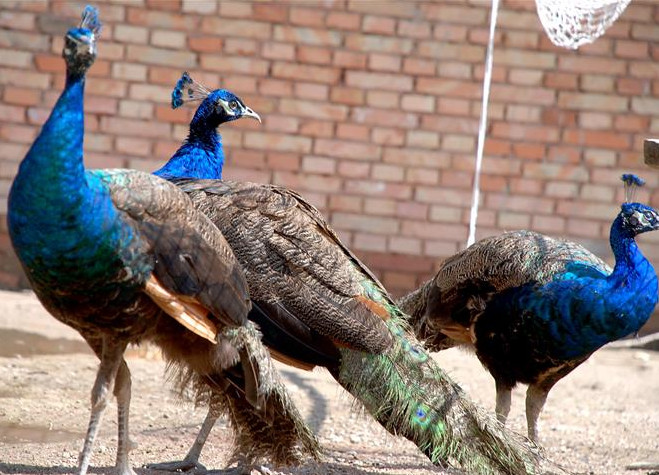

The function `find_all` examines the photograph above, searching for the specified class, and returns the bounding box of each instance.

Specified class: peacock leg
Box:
[145,407,217,472]
[78,337,127,475]
[525,383,549,443]
[494,380,512,424]
[114,359,137,475]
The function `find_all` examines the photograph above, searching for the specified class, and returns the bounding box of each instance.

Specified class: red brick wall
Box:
[1,0,659,315]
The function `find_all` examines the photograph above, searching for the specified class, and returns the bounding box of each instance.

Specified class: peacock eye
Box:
[628,216,640,227]
[643,210,654,220]
[229,100,238,110]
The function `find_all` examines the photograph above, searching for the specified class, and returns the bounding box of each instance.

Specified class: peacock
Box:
[399,173,658,442]
[150,73,548,475]
[6,7,318,475]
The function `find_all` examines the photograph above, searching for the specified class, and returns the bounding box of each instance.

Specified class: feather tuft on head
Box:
[80,5,102,36]
[621,173,645,203]
[171,72,211,109]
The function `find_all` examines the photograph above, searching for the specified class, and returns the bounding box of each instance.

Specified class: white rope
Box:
[466,0,500,248]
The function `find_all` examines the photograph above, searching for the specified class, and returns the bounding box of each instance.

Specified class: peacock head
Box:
[619,174,659,236]
[171,72,261,129]
[63,5,102,76]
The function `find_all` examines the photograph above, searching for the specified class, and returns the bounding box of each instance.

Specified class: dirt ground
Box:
[0,290,657,475]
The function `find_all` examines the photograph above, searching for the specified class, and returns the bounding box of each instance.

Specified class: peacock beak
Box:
[242,107,261,124]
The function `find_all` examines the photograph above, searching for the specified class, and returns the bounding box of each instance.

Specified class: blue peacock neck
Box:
[606,214,653,289]
[154,107,224,180]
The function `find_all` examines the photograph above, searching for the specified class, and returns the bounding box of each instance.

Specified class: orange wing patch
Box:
[144,275,218,344]
[355,295,391,320]
[439,323,476,344]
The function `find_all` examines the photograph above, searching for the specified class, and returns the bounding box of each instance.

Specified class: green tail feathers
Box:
[338,316,540,475]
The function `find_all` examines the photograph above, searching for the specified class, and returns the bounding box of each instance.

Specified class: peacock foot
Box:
[145,459,207,473]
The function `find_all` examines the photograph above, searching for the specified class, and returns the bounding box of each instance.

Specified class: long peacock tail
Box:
[336,281,542,474]
[164,321,322,464]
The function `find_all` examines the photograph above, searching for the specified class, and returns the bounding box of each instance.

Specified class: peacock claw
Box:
[145,459,208,473]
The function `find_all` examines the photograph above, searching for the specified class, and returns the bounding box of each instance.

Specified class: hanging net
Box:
[535,0,632,49]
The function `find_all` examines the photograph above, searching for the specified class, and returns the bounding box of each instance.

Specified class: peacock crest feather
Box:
[172,72,211,109]
[621,173,645,203]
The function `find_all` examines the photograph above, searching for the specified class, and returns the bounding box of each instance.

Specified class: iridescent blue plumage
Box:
[154,73,261,180]
[407,174,659,442]
[7,9,254,475]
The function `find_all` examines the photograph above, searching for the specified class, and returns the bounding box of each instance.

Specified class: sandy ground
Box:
[0,290,657,475]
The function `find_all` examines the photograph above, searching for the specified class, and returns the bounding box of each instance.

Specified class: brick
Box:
[3,87,41,106]
[578,112,612,130]
[336,123,369,141]
[403,219,467,241]
[299,120,334,138]
[491,123,559,143]
[406,130,439,149]
[532,215,566,234]
[546,181,579,198]
[353,233,387,252]
[429,205,462,223]
[417,78,481,99]
[202,18,271,39]
[347,1,418,19]
[388,237,422,255]
[330,194,363,213]
[128,83,171,103]
[346,33,413,54]
[364,197,397,216]
[151,29,186,49]
[274,25,341,46]
[129,9,197,30]
[346,70,413,92]
[337,162,370,179]
[126,45,196,68]
[581,75,615,93]
[363,15,396,35]
[496,48,556,69]
[396,201,428,220]
[0,48,32,68]
[584,149,616,167]
[330,87,364,106]
[326,12,361,31]
[432,24,468,42]
[0,10,35,30]
[617,77,648,96]
[114,24,148,44]
[297,45,332,65]
[0,30,48,51]
[631,23,659,41]
[333,50,367,69]
[202,55,268,76]
[547,146,580,163]
[504,31,539,49]
[581,184,615,203]
[510,177,543,195]
[401,94,434,113]
[372,164,404,182]
[424,240,459,258]
[369,53,402,72]
[418,41,485,63]
[544,72,578,90]
[266,153,300,172]
[280,98,346,121]
[506,105,541,122]
[509,69,543,86]
[366,91,399,109]
[486,193,554,214]
[245,131,311,153]
[290,7,324,27]
[252,3,288,23]
[0,124,37,143]
[615,39,649,59]
[558,92,628,113]
[614,115,650,132]
[217,2,252,18]
[146,0,181,11]
[563,129,630,150]
[402,57,436,76]
[372,127,405,146]
[182,0,216,14]
[116,136,152,156]
[101,116,170,138]
[188,35,223,53]
[302,156,335,175]
[262,42,295,61]
[423,4,486,25]
[315,138,380,161]
[353,107,417,129]
[523,163,589,182]
[630,61,659,79]
[272,62,340,84]
[398,19,431,39]
[498,211,531,229]
[345,179,412,199]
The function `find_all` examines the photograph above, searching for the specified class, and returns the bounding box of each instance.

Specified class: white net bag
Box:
[535,0,632,49]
